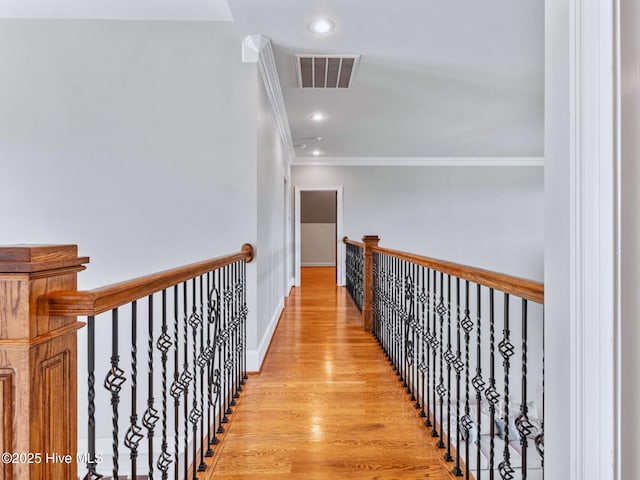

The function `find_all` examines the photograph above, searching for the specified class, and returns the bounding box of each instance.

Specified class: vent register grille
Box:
[296,54,360,88]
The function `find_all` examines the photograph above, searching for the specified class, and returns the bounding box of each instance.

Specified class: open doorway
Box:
[294,185,344,286]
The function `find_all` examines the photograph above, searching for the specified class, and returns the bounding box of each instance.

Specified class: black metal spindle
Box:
[486,289,498,479]
[444,274,453,461]
[144,295,160,478]
[417,266,427,420]
[436,272,446,449]
[124,301,142,478]
[157,290,172,478]
[452,279,463,476]
[460,281,474,479]
[472,284,485,480]
[182,282,191,480]
[498,294,515,480]
[85,316,101,480]
[198,275,207,472]
[170,285,182,480]
[104,308,126,480]
[431,269,439,439]
[515,299,531,480]
[189,279,202,480]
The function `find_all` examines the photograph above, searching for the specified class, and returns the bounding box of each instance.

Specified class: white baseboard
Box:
[287,277,295,295]
[246,297,284,372]
[301,262,336,267]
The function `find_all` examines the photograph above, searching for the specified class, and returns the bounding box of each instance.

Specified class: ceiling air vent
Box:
[296,54,360,89]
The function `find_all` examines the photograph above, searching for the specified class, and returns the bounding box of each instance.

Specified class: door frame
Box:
[294,185,344,287]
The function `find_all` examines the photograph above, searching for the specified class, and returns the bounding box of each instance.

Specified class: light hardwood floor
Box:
[204,267,451,479]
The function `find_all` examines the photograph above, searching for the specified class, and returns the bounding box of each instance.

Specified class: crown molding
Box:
[291,156,544,167]
[242,35,295,164]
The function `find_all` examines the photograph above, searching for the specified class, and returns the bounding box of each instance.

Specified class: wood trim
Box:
[371,245,544,304]
[45,246,254,316]
[0,371,14,480]
[342,236,365,249]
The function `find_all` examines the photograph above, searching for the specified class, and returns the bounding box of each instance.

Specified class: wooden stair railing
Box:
[0,243,253,480]
[342,236,544,479]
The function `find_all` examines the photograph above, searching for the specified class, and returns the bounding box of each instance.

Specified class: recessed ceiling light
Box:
[312,150,321,156]
[308,18,335,34]
[312,136,323,142]
[294,143,308,150]
[309,112,325,121]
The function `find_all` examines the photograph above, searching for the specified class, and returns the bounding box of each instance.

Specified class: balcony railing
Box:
[0,243,253,480]
[343,236,544,480]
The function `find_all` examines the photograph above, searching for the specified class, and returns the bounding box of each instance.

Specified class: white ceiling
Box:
[0,0,232,21]
[0,0,544,162]
[229,0,544,161]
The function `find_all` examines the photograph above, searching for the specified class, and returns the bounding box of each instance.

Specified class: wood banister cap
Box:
[0,244,89,273]
[242,243,255,263]
[361,235,380,245]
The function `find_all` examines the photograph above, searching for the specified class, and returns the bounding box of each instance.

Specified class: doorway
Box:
[294,185,344,286]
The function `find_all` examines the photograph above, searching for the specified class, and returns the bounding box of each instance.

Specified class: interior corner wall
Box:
[292,165,543,281]
[253,67,288,371]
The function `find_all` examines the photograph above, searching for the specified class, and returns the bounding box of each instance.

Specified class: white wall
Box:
[544,1,570,477]
[301,223,336,266]
[620,1,640,476]
[292,165,543,281]
[0,19,262,476]
[254,66,288,370]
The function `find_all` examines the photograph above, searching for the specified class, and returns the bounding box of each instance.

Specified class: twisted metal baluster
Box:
[242,259,249,383]
[436,272,447,449]
[197,275,207,472]
[215,266,226,435]
[157,290,172,478]
[417,266,426,418]
[144,295,160,478]
[460,281,474,479]
[124,302,143,478]
[182,282,191,480]
[104,308,126,480]
[430,269,439,439]
[485,290,499,479]
[424,267,433,429]
[472,284,486,480]
[452,279,463,476]
[535,306,545,467]
[189,278,203,479]
[443,274,454,460]
[515,299,533,480]
[170,285,183,480]
[498,294,515,480]
[84,316,102,480]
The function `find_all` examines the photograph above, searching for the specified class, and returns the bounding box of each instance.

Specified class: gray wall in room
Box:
[301,191,337,223]
[293,165,543,281]
[300,190,337,266]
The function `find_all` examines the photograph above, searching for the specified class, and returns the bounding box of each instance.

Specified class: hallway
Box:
[206,267,451,479]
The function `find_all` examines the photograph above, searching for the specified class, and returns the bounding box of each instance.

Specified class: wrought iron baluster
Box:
[473,284,485,480]
[124,301,142,478]
[424,267,432,429]
[431,269,439,439]
[515,299,531,480]
[170,285,181,480]
[216,266,226,435]
[460,281,474,479]
[498,293,515,480]
[436,272,446,450]
[182,282,191,480]
[486,289,498,479]
[85,315,102,480]
[242,259,249,383]
[444,274,453,461]
[157,290,172,478]
[452,279,463,476]
[189,278,203,479]
[144,295,160,478]
[104,308,126,480]
[198,275,207,472]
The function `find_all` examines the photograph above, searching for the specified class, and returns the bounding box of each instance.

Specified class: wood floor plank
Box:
[204,267,451,479]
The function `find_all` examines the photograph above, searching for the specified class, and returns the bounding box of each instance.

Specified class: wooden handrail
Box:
[343,236,365,248]
[45,243,255,316]
[371,244,543,304]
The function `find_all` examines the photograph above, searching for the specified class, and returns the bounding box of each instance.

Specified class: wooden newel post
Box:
[361,235,380,332]
[0,245,88,480]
